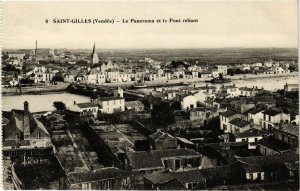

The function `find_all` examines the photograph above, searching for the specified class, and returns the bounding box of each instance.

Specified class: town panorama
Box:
[2,44,299,190]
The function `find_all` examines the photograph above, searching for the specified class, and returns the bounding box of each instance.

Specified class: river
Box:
[2,93,90,112]
[2,75,299,112]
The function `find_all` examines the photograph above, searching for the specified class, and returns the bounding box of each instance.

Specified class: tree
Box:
[53,101,66,111]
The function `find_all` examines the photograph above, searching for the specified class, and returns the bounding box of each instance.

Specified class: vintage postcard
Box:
[1,0,299,190]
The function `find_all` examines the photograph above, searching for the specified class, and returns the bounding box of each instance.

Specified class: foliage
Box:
[53,101,66,111]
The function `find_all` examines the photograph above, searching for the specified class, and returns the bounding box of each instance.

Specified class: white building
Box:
[67,102,98,118]
[261,110,290,131]
[180,95,197,111]
[217,65,228,75]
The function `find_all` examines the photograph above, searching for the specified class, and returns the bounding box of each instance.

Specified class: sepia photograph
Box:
[1,0,299,190]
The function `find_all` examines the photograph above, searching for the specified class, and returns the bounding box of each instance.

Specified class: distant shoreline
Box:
[2,71,298,96]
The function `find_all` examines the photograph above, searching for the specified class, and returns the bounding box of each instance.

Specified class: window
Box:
[16,133,20,140]
[37,131,41,139]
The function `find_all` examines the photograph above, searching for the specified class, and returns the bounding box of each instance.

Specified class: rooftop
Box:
[262,110,281,116]
[100,96,124,102]
[229,118,250,128]
[258,137,291,152]
[67,167,128,184]
[220,110,236,117]
[273,123,299,137]
[127,149,201,170]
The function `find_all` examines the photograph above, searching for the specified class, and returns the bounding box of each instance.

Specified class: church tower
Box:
[91,43,99,65]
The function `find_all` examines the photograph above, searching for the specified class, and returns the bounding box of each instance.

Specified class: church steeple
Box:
[91,42,99,64]
[92,42,96,56]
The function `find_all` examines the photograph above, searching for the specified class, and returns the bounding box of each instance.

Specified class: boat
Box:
[205,74,231,84]
[132,82,148,88]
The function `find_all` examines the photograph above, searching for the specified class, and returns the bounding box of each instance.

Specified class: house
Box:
[94,97,125,114]
[272,123,298,148]
[149,131,178,150]
[219,110,243,132]
[2,101,53,159]
[66,167,130,190]
[105,69,119,83]
[239,86,261,97]
[284,83,299,92]
[258,137,293,156]
[199,72,212,78]
[217,65,227,75]
[180,95,197,111]
[221,84,240,98]
[246,108,264,127]
[66,102,98,124]
[162,90,177,100]
[228,118,251,133]
[144,165,232,190]
[91,88,125,114]
[126,149,202,188]
[236,154,299,182]
[233,129,263,149]
[125,101,145,112]
[261,110,290,131]
[145,73,157,81]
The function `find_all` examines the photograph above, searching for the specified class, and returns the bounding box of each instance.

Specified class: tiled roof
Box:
[273,124,299,137]
[229,118,250,128]
[233,129,263,139]
[258,137,291,152]
[127,149,201,170]
[5,109,49,138]
[67,167,128,184]
[76,102,97,108]
[262,110,281,116]
[220,110,236,117]
[246,108,264,114]
[100,96,124,101]
[236,154,299,173]
[125,101,144,108]
[149,131,175,141]
[144,170,176,185]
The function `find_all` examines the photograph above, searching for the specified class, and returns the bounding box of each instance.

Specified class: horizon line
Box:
[3,47,299,51]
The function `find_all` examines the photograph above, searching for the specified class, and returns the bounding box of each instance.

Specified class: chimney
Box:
[23,101,30,140]
[24,101,29,111]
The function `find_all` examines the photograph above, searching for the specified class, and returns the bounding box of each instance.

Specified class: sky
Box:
[3,0,298,49]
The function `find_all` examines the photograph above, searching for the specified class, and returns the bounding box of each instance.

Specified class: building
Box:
[149,131,178,150]
[217,65,228,75]
[239,86,261,97]
[67,102,98,118]
[66,167,130,190]
[92,88,125,114]
[2,101,53,159]
[233,129,263,149]
[180,95,197,111]
[247,108,264,127]
[272,123,298,148]
[125,101,145,112]
[91,43,99,65]
[261,110,290,131]
[221,84,240,98]
[126,149,202,188]
[228,118,251,133]
[284,83,299,92]
[219,110,243,132]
